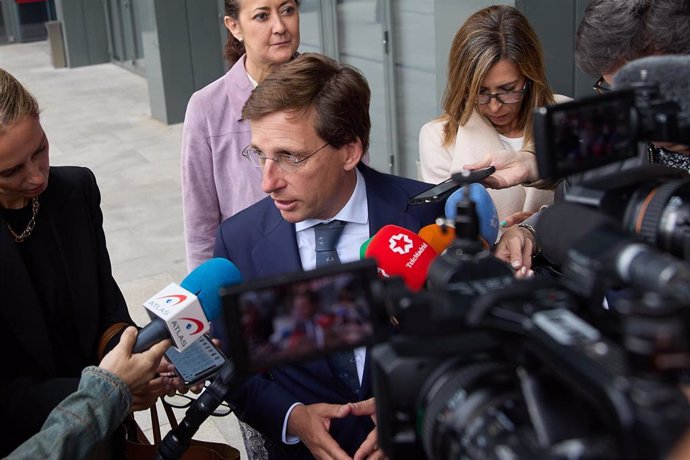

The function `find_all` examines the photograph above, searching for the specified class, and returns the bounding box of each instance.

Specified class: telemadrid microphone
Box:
[133,258,243,353]
[537,202,690,301]
[444,184,500,245]
[364,224,437,291]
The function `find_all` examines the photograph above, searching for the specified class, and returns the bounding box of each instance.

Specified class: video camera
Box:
[533,55,690,262]
[366,127,690,459]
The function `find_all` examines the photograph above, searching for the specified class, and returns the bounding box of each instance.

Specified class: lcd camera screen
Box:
[535,90,638,179]
[221,260,379,372]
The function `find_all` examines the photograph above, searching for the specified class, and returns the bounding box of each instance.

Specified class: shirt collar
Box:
[296,168,368,232]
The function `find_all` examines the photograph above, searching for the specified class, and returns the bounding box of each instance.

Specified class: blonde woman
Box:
[0,67,173,456]
[419,5,569,227]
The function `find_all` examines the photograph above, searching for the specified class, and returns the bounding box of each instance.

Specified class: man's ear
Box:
[224,16,242,42]
[342,138,364,171]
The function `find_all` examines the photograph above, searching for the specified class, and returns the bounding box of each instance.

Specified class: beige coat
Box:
[418,94,570,222]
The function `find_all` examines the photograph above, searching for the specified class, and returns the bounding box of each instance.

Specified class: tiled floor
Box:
[0,40,247,458]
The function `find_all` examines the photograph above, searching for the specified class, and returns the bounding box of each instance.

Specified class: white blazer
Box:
[418,94,571,222]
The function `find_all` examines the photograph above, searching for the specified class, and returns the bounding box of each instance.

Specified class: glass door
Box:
[336,0,394,173]
[104,0,145,74]
[299,0,323,53]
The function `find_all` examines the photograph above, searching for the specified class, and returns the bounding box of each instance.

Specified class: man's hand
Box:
[494,226,536,278]
[464,149,539,189]
[287,403,353,460]
[348,398,387,460]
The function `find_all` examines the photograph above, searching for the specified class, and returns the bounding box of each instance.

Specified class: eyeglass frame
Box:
[242,141,330,172]
[593,76,611,95]
[476,80,531,105]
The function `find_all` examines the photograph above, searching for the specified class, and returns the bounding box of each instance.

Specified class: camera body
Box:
[370,275,690,460]
[533,82,690,262]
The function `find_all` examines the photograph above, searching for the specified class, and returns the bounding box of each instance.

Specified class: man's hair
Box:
[242,53,371,153]
[223,0,302,65]
[576,0,690,77]
[441,5,555,148]
[0,67,39,134]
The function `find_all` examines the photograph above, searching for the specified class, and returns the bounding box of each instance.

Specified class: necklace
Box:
[7,197,40,243]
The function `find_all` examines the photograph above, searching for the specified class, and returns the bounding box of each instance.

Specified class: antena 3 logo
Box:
[389,233,414,255]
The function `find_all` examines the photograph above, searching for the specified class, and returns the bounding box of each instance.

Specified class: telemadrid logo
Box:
[389,233,413,255]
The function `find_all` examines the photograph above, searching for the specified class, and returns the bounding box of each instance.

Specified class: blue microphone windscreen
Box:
[445,184,499,244]
[180,258,243,321]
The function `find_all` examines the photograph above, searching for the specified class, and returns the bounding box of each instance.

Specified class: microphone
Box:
[359,236,373,260]
[613,55,690,116]
[444,184,500,245]
[537,203,690,301]
[133,258,243,353]
[364,224,437,291]
[418,222,456,254]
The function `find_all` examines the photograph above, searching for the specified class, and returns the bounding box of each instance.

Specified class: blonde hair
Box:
[441,5,554,148]
[0,67,39,133]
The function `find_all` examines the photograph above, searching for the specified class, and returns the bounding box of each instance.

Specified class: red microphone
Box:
[364,224,437,291]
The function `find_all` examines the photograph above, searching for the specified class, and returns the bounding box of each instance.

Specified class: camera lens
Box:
[418,360,538,460]
[624,178,690,261]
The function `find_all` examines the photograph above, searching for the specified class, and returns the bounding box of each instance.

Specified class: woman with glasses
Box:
[181,0,301,272]
[419,5,570,228]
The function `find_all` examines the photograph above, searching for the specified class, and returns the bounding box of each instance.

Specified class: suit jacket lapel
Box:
[252,204,303,279]
[360,165,422,234]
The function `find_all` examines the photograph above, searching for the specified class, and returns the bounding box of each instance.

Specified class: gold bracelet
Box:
[517,223,541,257]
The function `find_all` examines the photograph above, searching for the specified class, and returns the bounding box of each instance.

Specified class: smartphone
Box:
[409,166,496,205]
[164,334,227,385]
[220,260,383,373]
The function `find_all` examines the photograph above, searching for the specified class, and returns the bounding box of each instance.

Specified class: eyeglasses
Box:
[242,142,330,173]
[593,76,611,94]
[476,81,530,105]
[163,390,232,417]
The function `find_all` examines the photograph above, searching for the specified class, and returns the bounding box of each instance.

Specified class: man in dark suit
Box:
[214,53,443,460]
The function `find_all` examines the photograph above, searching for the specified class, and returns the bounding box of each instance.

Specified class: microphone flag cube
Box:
[142,283,210,351]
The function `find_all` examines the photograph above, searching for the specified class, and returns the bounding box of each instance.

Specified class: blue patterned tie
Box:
[313,221,360,395]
